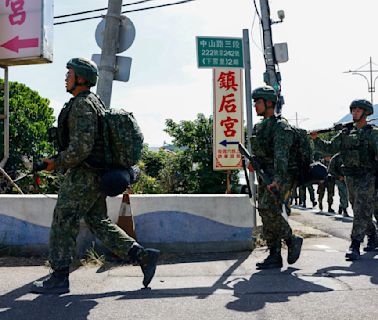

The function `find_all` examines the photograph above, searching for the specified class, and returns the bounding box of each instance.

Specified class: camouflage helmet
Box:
[349,99,373,115]
[66,57,98,87]
[252,86,277,103]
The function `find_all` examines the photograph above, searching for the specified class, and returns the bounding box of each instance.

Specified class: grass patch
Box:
[252,225,266,248]
[80,243,106,267]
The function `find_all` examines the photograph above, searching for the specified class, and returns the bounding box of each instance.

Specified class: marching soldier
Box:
[311,99,378,261]
[249,86,303,269]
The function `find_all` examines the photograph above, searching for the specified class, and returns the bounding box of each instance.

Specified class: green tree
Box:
[0,80,59,193]
[164,113,239,194]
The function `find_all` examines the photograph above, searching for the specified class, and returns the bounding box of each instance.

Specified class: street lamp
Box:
[344,57,378,105]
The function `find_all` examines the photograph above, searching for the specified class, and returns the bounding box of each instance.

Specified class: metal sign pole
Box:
[0,66,9,168]
[242,29,257,226]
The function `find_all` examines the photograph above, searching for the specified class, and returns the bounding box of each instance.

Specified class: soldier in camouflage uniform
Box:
[31,58,159,294]
[316,155,335,213]
[249,86,303,269]
[298,184,317,208]
[311,99,378,261]
[363,171,378,251]
[328,153,349,217]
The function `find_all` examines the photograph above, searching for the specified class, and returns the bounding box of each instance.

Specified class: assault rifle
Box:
[238,143,289,220]
[312,118,378,134]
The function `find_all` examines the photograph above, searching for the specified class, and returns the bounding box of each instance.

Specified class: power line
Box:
[121,0,196,14]
[54,0,157,19]
[54,0,197,26]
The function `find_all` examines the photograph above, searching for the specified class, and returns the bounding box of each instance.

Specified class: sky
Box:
[3,0,378,146]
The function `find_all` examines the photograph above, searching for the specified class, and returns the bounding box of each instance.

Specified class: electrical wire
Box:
[252,0,262,22]
[121,0,195,14]
[54,0,158,19]
[54,0,197,25]
[250,9,262,52]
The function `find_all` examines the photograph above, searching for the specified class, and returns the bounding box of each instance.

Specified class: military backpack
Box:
[101,108,144,169]
[85,93,144,170]
[290,125,327,185]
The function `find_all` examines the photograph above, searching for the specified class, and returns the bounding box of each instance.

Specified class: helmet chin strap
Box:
[67,76,87,94]
[353,110,367,123]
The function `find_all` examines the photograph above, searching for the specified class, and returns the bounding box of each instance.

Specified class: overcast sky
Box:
[3,0,378,146]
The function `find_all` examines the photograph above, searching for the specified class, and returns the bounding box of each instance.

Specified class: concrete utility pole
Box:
[259,0,283,114]
[344,57,378,105]
[96,0,122,108]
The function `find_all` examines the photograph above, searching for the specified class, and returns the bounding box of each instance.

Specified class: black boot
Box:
[256,246,282,269]
[286,235,303,264]
[363,234,378,252]
[312,201,317,208]
[30,269,69,294]
[345,240,360,261]
[328,205,335,213]
[338,206,342,215]
[319,202,323,211]
[342,209,350,218]
[128,243,160,288]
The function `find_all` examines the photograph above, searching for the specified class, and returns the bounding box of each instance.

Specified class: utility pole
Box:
[287,112,309,128]
[344,57,378,105]
[96,0,122,108]
[259,0,287,114]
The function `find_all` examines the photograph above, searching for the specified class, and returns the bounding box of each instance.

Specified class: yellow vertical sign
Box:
[213,68,244,170]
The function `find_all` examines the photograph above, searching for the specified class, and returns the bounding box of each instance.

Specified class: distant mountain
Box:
[338,104,378,125]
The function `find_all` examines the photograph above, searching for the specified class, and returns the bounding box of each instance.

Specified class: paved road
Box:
[0,207,377,320]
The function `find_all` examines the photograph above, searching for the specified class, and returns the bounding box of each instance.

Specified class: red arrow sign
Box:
[0,36,39,53]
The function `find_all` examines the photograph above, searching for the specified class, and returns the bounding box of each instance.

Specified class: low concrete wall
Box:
[130,194,254,253]
[0,194,122,255]
[0,194,254,254]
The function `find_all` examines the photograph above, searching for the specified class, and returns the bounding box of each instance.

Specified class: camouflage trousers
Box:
[49,167,135,271]
[257,179,293,248]
[346,173,375,242]
[335,179,348,209]
[366,188,378,238]
[299,184,315,204]
[317,178,335,206]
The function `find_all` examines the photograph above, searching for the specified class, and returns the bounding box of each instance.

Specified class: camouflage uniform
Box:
[50,91,135,271]
[314,125,378,244]
[299,184,316,207]
[316,157,335,211]
[251,116,297,248]
[328,153,349,212]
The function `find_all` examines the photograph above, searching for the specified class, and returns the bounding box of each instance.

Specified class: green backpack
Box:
[102,108,144,169]
[87,93,144,169]
[290,126,314,185]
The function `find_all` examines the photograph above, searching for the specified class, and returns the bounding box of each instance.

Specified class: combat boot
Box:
[30,269,69,294]
[328,205,335,213]
[345,240,361,261]
[319,202,323,211]
[342,209,350,218]
[128,242,160,287]
[363,234,378,252]
[256,246,282,269]
[338,206,342,215]
[286,235,303,264]
[312,201,317,208]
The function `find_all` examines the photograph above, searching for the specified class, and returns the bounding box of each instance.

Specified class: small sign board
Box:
[213,68,244,170]
[0,0,53,66]
[197,36,243,69]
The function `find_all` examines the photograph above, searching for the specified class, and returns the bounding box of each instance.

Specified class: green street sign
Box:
[196,36,244,69]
